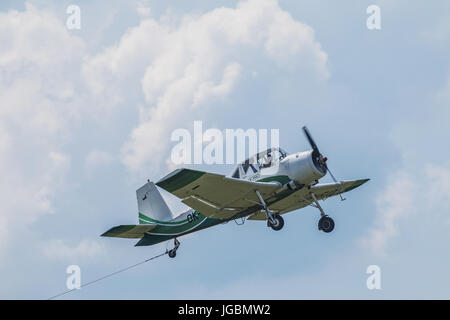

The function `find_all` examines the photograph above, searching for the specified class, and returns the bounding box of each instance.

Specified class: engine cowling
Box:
[283,149,327,185]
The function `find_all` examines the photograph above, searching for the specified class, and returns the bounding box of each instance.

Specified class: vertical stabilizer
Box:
[137,182,173,224]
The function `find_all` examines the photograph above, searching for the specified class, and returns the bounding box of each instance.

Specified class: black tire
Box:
[168,250,177,258]
[269,215,284,231]
[318,216,334,233]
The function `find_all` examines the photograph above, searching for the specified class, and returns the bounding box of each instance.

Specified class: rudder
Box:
[137,182,173,224]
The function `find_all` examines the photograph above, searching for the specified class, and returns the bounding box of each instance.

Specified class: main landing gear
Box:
[255,190,284,231]
[268,214,284,231]
[168,238,180,258]
[310,193,335,233]
[318,215,334,233]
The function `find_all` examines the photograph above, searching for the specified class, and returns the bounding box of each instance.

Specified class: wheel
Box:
[168,249,177,258]
[318,216,334,233]
[269,215,284,231]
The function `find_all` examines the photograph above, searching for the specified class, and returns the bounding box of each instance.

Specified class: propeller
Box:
[302,126,319,153]
[302,126,345,200]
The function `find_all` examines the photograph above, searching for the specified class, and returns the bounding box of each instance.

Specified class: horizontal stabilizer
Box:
[101,224,157,239]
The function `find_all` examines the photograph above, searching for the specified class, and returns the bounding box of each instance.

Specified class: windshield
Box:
[257,147,287,169]
[230,147,288,178]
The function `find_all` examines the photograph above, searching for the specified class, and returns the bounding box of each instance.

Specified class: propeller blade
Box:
[302,125,345,200]
[302,126,319,152]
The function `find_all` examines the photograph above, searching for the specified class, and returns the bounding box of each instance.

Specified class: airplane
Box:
[102,126,369,258]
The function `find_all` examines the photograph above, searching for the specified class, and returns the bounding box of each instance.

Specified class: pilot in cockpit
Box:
[266,153,273,166]
[261,153,272,169]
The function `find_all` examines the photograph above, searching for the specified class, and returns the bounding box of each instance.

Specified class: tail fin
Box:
[137,182,173,224]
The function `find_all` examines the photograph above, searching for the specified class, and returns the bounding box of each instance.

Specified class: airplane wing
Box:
[156,168,282,220]
[101,224,157,239]
[310,179,370,200]
[248,179,369,220]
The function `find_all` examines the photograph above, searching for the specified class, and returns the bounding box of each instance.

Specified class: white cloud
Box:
[0,150,71,256]
[136,1,151,18]
[367,66,450,255]
[361,171,415,254]
[0,4,85,256]
[82,0,329,173]
[0,3,87,136]
[42,239,106,262]
[361,163,450,255]
[422,164,450,216]
[0,0,449,299]
[0,0,323,262]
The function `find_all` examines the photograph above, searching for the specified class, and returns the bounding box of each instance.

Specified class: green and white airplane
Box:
[102,127,369,258]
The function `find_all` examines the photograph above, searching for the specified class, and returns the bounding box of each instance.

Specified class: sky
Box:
[0,0,449,299]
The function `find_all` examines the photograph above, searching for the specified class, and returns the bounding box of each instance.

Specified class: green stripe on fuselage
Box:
[135,214,222,246]
[257,175,290,184]
[139,212,190,225]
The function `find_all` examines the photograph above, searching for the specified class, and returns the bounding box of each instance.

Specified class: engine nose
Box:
[286,150,326,185]
[310,148,328,175]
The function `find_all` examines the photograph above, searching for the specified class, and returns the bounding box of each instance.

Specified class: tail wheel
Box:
[168,249,177,258]
[318,216,335,233]
[268,215,284,231]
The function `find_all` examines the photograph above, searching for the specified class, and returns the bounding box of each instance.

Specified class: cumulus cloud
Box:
[0,1,330,297]
[361,171,415,254]
[366,61,450,256]
[361,163,450,255]
[0,149,71,256]
[82,0,329,173]
[0,3,86,123]
[0,4,85,256]
[0,0,329,259]
[42,239,106,262]
[136,1,151,18]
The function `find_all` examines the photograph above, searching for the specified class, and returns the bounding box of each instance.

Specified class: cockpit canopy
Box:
[230,147,288,179]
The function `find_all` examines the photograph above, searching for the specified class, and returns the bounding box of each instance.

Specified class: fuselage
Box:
[136,168,308,246]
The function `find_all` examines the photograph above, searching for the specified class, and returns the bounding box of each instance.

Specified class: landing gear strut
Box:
[310,193,335,233]
[168,238,180,258]
[256,190,284,231]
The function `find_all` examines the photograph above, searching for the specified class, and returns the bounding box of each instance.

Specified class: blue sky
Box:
[0,0,449,299]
